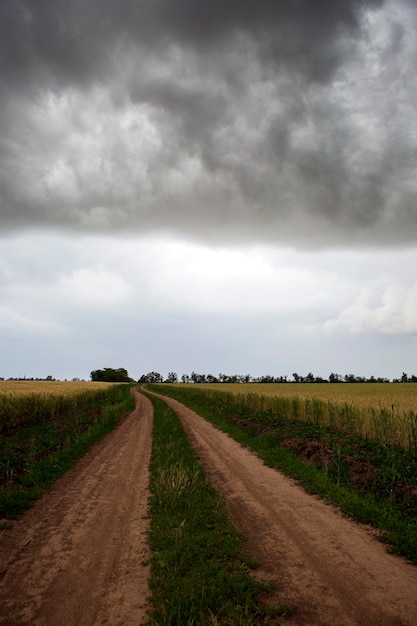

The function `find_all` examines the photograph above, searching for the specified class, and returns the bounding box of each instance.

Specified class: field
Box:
[0,380,115,395]
[154,383,417,563]
[180,383,417,449]
[0,382,134,517]
[2,385,417,624]
[188,382,417,411]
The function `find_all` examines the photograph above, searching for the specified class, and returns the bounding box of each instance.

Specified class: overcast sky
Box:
[1,0,417,381]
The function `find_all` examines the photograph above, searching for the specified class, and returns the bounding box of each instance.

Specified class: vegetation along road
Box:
[1,387,417,625]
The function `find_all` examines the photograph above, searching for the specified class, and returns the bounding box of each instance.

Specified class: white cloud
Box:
[324,282,417,335]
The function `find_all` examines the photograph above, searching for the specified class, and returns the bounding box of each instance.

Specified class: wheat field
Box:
[0,380,116,396]
[180,383,417,448]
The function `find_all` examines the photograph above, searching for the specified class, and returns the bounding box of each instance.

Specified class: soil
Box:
[153,391,417,626]
[1,389,417,626]
[0,389,152,626]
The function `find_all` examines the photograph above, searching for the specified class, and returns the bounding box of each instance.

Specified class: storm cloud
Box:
[1,0,416,247]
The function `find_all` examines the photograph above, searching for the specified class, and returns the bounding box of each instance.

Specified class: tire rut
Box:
[153,390,417,626]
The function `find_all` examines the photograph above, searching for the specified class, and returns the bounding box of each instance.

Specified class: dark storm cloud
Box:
[2,0,417,247]
[0,0,382,87]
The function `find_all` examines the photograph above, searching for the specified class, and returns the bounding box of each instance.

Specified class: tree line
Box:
[137,370,417,384]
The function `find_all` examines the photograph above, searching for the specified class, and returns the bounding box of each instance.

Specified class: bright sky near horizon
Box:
[1,0,417,381]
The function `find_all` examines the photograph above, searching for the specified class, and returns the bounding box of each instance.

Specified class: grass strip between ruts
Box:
[148,385,417,564]
[143,392,288,625]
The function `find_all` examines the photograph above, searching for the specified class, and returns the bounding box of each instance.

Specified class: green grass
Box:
[143,391,288,625]
[149,385,417,564]
[0,384,135,518]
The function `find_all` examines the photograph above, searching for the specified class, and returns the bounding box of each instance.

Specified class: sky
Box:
[1,0,417,382]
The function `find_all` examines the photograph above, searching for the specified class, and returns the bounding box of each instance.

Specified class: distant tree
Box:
[190,371,207,383]
[258,374,276,383]
[181,374,190,383]
[292,372,301,383]
[329,372,342,383]
[165,372,178,383]
[91,367,132,382]
[139,371,163,383]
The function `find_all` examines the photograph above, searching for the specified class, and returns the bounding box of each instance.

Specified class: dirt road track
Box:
[1,389,417,626]
[0,389,152,626]
[154,391,417,626]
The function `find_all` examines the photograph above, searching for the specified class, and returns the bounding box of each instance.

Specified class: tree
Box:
[138,371,163,383]
[165,372,178,383]
[90,367,132,382]
[329,372,342,383]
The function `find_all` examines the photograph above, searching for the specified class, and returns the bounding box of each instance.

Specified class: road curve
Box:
[154,390,417,626]
[0,388,152,626]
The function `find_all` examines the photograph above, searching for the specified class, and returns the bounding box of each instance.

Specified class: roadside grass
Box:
[150,385,417,564]
[143,392,288,625]
[0,384,135,518]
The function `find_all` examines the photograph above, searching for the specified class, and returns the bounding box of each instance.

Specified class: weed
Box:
[143,392,285,625]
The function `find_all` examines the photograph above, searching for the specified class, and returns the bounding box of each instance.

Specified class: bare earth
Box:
[1,389,417,626]
[154,391,417,626]
[0,389,153,626]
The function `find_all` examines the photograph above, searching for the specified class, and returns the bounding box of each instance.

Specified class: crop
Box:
[0,383,134,517]
[0,380,115,393]
[173,383,417,450]
[152,384,417,563]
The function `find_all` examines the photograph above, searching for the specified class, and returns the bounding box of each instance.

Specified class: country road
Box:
[1,388,417,625]
[151,390,417,626]
[0,389,153,626]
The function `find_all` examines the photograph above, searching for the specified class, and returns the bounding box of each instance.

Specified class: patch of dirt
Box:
[153,391,417,626]
[281,436,336,467]
[0,389,152,626]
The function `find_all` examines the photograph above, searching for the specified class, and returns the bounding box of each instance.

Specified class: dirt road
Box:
[1,389,417,626]
[154,391,417,626]
[0,389,152,626]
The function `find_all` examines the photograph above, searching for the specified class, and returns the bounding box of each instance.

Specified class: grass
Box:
[150,384,417,564]
[0,384,135,518]
[143,391,288,625]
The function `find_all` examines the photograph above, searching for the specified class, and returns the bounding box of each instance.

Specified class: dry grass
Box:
[0,380,116,397]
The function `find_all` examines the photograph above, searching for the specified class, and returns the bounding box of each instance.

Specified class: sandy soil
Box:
[154,391,417,626]
[0,388,152,626]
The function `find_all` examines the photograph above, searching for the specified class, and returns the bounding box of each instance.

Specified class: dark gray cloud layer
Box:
[1,0,416,247]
